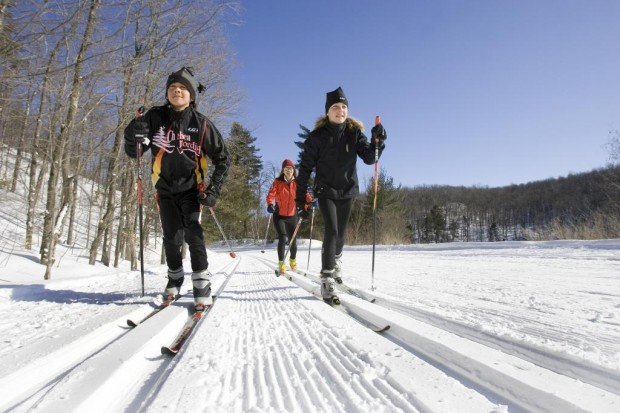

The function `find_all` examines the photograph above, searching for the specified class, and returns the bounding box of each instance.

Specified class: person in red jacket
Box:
[266,159,311,274]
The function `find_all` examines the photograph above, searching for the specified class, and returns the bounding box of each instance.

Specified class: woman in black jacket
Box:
[296,87,386,300]
[124,67,230,311]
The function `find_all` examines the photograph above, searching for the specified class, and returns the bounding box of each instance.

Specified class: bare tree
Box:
[41,0,101,279]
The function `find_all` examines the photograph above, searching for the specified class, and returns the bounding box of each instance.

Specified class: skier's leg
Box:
[179,189,208,272]
[158,193,185,296]
[283,216,298,270]
[333,198,353,283]
[176,189,212,308]
[318,198,338,271]
[273,214,287,272]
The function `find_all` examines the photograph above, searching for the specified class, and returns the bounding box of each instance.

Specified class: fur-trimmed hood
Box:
[313,116,364,133]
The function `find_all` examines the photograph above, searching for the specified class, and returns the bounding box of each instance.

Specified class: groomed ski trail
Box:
[251,253,620,413]
[147,255,500,412]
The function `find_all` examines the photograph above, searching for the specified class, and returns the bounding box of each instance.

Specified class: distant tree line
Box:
[404,165,620,243]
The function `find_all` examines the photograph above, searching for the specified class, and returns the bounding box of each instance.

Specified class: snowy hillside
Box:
[0,182,619,412]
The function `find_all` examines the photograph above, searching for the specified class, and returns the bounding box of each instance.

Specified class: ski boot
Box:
[320,269,340,305]
[276,260,286,276]
[192,269,212,311]
[333,254,343,284]
[164,267,184,300]
[289,258,297,271]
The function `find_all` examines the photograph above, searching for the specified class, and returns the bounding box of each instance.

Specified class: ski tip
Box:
[274,270,280,277]
[374,325,390,333]
[370,298,376,303]
[127,320,138,327]
[161,346,178,356]
[229,252,237,258]
[260,250,265,253]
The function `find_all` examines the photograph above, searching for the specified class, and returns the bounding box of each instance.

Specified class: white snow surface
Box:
[0,186,619,412]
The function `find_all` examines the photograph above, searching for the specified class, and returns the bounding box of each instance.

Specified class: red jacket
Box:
[267,177,311,217]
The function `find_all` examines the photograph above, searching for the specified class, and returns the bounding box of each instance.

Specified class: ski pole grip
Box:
[136,106,145,119]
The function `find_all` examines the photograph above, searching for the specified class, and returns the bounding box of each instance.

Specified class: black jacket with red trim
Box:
[124,105,230,196]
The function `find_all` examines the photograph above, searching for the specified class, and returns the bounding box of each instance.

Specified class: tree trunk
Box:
[25,41,60,249]
[89,55,136,265]
[66,174,79,245]
[41,0,101,276]
[10,99,31,192]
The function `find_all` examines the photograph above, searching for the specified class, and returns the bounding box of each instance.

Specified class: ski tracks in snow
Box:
[4,252,615,412]
[148,256,498,413]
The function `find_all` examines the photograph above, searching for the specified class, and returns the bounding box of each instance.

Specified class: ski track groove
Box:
[242,324,256,411]
[280,310,331,411]
[275,328,316,412]
[254,271,308,409]
[275,276,420,412]
[237,260,414,411]
[272,331,302,411]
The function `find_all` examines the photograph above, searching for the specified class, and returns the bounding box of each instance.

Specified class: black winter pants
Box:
[318,197,353,271]
[157,189,208,272]
[273,214,298,261]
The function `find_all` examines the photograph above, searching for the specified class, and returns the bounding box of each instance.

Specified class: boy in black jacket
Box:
[124,67,230,310]
[296,87,386,300]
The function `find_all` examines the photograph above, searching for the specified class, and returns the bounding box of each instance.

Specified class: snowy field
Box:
[0,186,618,412]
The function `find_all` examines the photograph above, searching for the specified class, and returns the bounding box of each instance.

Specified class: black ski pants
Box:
[318,197,353,271]
[273,214,298,261]
[157,188,208,273]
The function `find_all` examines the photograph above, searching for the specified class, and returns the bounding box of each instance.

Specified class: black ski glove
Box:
[371,124,387,143]
[296,200,310,219]
[198,190,217,208]
[126,120,150,146]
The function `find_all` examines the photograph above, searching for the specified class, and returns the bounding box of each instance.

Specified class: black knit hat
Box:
[166,67,205,103]
[325,87,348,113]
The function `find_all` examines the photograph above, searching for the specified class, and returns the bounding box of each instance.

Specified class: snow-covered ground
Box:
[0,185,618,412]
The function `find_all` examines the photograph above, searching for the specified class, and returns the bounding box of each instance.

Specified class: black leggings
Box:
[158,189,208,272]
[273,214,298,261]
[318,198,353,271]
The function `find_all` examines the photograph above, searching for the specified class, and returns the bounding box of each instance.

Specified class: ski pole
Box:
[261,213,272,253]
[306,207,315,270]
[135,106,146,297]
[371,115,381,291]
[209,207,237,258]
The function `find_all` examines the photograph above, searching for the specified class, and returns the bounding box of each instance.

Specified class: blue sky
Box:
[227,1,620,188]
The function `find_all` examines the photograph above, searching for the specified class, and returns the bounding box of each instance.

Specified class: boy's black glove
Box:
[126,120,150,146]
[198,190,217,207]
[371,124,387,143]
[296,200,310,219]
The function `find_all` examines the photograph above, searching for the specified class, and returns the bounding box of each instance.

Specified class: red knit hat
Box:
[282,159,295,169]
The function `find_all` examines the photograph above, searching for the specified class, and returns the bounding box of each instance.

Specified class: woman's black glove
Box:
[296,200,310,219]
[371,124,387,143]
[198,190,217,207]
